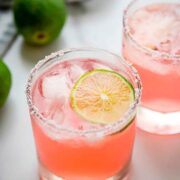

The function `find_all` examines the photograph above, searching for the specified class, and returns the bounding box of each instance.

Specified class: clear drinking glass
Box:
[26,48,141,180]
[122,0,180,134]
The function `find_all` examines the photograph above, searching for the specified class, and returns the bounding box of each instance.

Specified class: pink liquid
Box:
[123,3,180,113]
[31,59,136,179]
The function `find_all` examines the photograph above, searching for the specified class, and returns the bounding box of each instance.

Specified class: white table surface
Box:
[1,0,180,180]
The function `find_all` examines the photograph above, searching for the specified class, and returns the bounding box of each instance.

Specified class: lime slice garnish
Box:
[70,69,135,124]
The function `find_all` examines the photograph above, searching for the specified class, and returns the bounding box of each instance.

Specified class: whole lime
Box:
[13,0,67,46]
[0,60,12,108]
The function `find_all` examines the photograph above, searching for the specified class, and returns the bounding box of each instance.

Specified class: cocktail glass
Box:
[26,48,141,180]
[123,0,180,134]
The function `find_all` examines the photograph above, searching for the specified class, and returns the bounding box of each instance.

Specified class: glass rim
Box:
[123,0,180,64]
[26,47,142,137]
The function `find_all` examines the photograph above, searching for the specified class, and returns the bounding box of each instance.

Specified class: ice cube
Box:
[131,7,176,48]
[51,108,64,124]
[45,97,66,123]
[175,49,180,55]
[42,75,69,99]
[92,61,111,70]
[82,60,94,71]
[67,64,85,84]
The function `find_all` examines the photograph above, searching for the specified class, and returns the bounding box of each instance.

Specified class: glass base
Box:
[39,161,129,180]
[137,106,180,134]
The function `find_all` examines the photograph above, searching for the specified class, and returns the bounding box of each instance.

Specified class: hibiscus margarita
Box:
[123,0,180,134]
[26,49,141,180]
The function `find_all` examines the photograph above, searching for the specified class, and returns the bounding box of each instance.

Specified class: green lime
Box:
[70,69,135,124]
[13,0,67,46]
[0,60,12,108]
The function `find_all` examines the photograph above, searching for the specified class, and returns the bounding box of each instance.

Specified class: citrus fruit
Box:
[13,0,67,46]
[0,60,12,108]
[71,69,135,124]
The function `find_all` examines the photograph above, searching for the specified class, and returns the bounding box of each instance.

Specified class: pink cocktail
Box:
[26,48,141,180]
[123,0,180,134]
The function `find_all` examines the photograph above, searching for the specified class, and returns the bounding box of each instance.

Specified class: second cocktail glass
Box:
[123,0,180,134]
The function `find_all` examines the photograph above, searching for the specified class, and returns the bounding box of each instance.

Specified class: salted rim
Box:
[25,48,142,137]
[123,0,180,64]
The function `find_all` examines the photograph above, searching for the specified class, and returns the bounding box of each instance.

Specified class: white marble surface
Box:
[0,0,180,180]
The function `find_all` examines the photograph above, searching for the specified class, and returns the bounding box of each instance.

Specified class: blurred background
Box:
[0,0,180,180]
